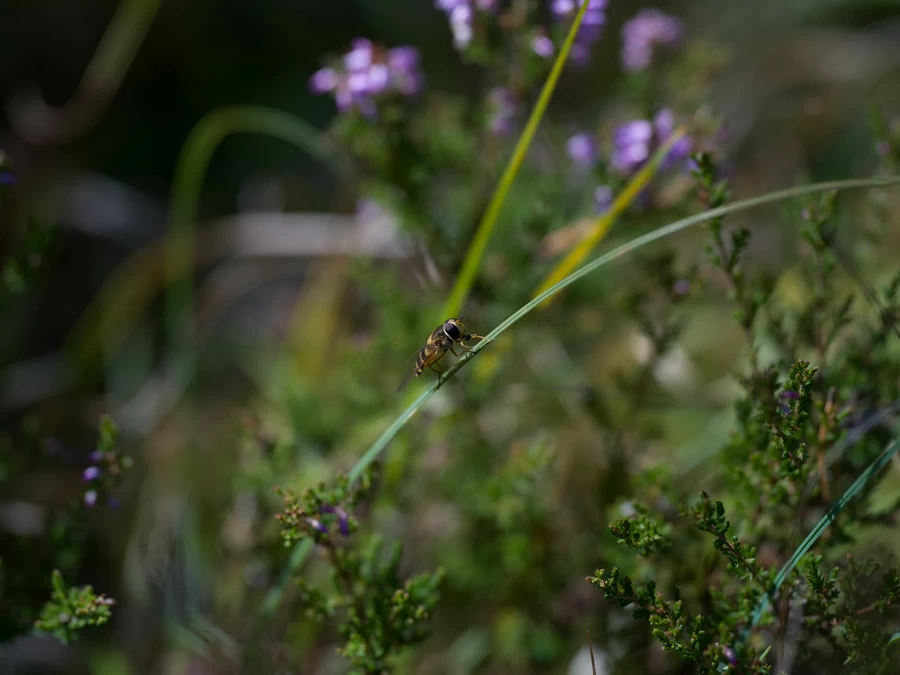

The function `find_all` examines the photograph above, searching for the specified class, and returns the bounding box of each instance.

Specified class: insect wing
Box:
[397,343,429,392]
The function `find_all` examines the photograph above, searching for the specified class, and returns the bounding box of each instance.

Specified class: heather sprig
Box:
[276,469,443,674]
[34,570,115,645]
[0,218,60,307]
[609,503,672,556]
[81,415,132,509]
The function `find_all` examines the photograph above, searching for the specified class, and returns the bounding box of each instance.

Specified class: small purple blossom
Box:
[309,68,339,94]
[82,466,102,482]
[611,120,654,173]
[317,505,351,537]
[387,47,423,96]
[566,133,598,167]
[449,3,474,49]
[621,8,683,72]
[550,0,608,66]
[531,32,554,58]
[611,109,692,174]
[780,390,800,400]
[488,87,517,135]
[89,450,104,462]
[306,517,328,534]
[310,40,424,118]
[653,109,692,168]
[344,38,374,72]
[336,507,350,536]
[84,490,98,508]
[594,184,613,212]
[723,646,737,666]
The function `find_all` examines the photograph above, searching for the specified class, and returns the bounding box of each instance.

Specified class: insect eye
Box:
[443,321,461,340]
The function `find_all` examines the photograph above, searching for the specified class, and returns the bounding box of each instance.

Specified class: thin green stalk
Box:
[250,174,900,665]
[166,105,350,355]
[438,0,592,320]
[745,435,900,635]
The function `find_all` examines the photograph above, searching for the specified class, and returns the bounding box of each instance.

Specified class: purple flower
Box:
[611,110,692,174]
[89,450,104,462]
[82,466,102,482]
[611,120,654,173]
[550,0,608,65]
[365,63,390,95]
[723,646,737,666]
[310,41,423,118]
[336,507,350,536]
[306,517,328,534]
[780,390,800,400]
[84,490,98,508]
[344,38,374,72]
[531,32,554,58]
[449,4,474,49]
[309,68,339,94]
[387,47,423,95]
[488,88,517,135]
[621,9,683,72]
[653,109,692,167]
[566,133,598,167]
[594,184,613,212]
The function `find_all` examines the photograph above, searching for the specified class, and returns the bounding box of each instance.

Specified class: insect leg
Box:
[429,362,444,386]
[460,334,487,351]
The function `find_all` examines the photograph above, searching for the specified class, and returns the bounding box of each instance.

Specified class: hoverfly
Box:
[397,317,486,391]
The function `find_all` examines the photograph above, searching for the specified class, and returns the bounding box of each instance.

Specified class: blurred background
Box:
[2,0,900,673]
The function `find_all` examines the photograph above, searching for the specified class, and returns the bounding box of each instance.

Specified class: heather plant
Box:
[589,154,900,674]
[0,206,130,646]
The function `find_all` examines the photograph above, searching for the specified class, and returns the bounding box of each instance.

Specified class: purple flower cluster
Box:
[81,443,130,509]
[621,8,682,72]
[434,0,499,50]
[551,0,608,65]
[309,39,423,118]
[611,109,691,174]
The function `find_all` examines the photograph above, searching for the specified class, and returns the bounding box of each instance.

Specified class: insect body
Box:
[397,317,486,391]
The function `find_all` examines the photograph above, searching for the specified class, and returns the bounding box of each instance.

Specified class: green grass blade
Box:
[253,175,900,666]
[439,0,592,320]
[746,435,900,634]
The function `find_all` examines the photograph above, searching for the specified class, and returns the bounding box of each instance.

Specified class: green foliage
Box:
[0,218,59,306]
[588,152,900,674]
[0,416,129,641]
[276,471,443,674]
[609,504,672,556]
[34,570,114,644]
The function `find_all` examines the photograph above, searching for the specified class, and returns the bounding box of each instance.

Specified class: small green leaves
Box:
[609,504,672,556]
[34,570,114,644]
[682,493,756,577]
